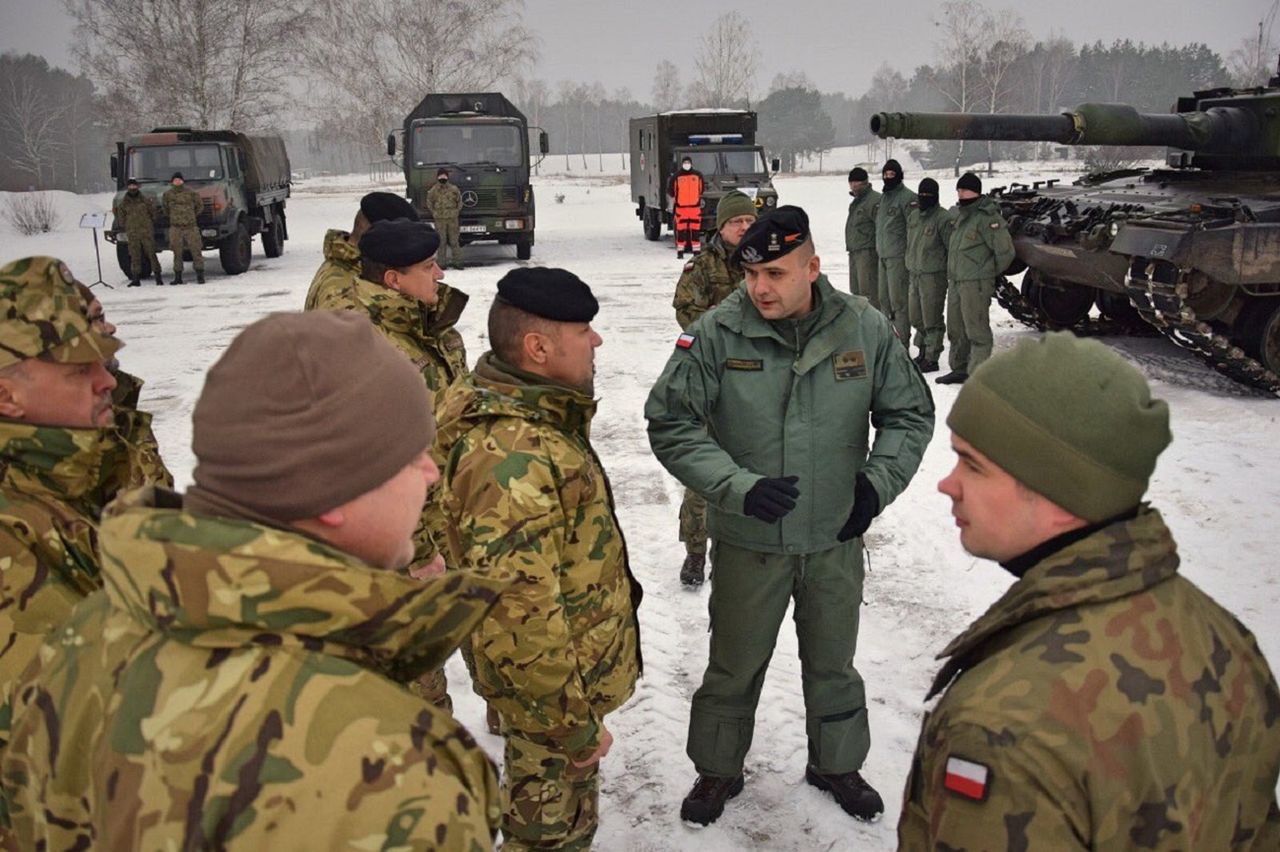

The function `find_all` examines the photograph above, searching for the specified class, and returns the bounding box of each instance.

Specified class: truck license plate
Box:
[460,225,487,234]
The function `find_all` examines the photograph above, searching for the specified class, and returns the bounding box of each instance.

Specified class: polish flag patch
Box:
[676,332,696,349]
[943,756,991,801]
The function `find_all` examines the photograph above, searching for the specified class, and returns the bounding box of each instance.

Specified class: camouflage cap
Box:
[0,256,121,369]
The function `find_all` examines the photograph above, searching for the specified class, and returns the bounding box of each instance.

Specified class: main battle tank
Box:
[871,79,1280,394]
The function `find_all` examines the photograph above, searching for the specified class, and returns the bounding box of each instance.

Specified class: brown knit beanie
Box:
[189,311,433,523]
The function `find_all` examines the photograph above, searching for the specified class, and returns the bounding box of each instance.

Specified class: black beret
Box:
[496,267,598,322]
[918,177,939,197]
[957,171,982,193]
[359,191,419,223]
[848,167,868,182]
[732,205,810,265]
[882,159,903,176]
[171,172,184,181]
[359,219,440,267]
[436,168,449,177]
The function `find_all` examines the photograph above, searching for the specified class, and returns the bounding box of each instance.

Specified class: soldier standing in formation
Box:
[427,167,465,270]
[436,268,642,851]
[874,159,917,343]
[303,191,419,310]
[844,167,880,308]
[646,207,935,827]
[936,171,1015,385]
[3,311,507,850]
[670,190,758,587]
[161,172,205,285]
[904,177,951,373]
[901,332,1280,849]
[115,177,163,287]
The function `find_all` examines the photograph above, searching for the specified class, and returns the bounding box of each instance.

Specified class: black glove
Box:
[837,474,880,541]
[743,475,800,523]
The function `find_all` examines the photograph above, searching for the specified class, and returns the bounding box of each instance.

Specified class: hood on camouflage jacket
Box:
[303,228,362,310]
[2,485,511,851]
[434,353,642,758]
[105,368,174,493]
[899,507,1280,851]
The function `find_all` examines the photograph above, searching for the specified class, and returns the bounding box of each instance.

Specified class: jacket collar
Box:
[460,352,597,439]
[0,418,126,509]
[716,274,849,358]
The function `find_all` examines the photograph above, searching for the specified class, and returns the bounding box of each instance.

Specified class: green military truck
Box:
[107,127,291,276]
[630,110,780,241]
[388,92,548,260]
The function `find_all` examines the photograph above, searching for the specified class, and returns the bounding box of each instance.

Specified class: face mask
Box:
[438,176,448,182]
[883,175,901,190]
[957,196,978,207]
[127,188,139,196]
[682,162,692,171]
[919,195,938,210]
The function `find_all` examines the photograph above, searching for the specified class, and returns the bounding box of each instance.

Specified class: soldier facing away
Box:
[2,311,507,850]
[874,158,917,343]
[671,190,758,587]
[427,168,465,270]
[436,267,643,851]
[160,171,204,284]
[303,190,419,310]
[904,177,952,373]
[844,166,880,308]
[115,177,163,286]
[899,332,1280,850]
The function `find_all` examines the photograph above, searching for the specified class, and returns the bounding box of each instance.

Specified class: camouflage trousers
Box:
[168,226,204,276]
[678,488,708,556]
[502,732,599,851]
[878,256,910,344]
[126,232,160,279]
[848,249,880,310]
[437,217,462,268]
[946,277,996,373]
[908,271,948,361]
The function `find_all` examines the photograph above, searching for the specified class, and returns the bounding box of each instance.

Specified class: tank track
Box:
[993,277,1157,339]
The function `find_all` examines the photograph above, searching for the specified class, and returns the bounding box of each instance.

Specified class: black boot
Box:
[680,774,745,826]
[935,370,968,385]
[805,767,884,822]
[918,358,940,374]
[127,278,141,288]
[196,269,205,284]
[154,273,165,286]
[680,553,706,587]
[171,274,184,286]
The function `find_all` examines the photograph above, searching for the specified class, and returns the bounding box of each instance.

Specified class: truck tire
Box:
[262,211,285,258]
[643,207,661,241]
[219,222,253,275]
[516,237,533,260]
[116,242,152,278]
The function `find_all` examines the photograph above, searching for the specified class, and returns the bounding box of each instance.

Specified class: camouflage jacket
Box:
[673,234,743,330]
[436,353,643,759]
[874,182,917,259]
[114,191,157,237]
[303,228,361,310]
[905,204,953,275]
[104,369,174,493]
[2,486,510,851]
[898,507,1280,851]
[161,184,202,228]
[427,182,464,220]
[947,196,1016,283]
[845,185,880,253]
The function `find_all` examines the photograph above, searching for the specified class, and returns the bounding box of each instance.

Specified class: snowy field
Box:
[3,166,1278,850]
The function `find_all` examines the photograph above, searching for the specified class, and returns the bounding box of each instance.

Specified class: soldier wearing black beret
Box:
[304,191,421,311]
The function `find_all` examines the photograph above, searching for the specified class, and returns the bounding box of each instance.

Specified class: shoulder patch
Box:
[943,755,991,801]
[989,221,1002,229]
[676,332,696,349]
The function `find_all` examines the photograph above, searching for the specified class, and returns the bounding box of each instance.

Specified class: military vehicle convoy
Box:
[630,110,780,241]
[872,79,1280,395]
[108,127,291,276]
[388,92,547,260]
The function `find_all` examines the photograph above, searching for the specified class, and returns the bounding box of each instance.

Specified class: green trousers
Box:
[168,226,204,275]
[687,539,869,777]
[126,232,159,279]
[848,249,880,310]
[909,270,948,361]
[437,217,463,268]
[679,488,708,556]
[946,277,996,373]
[878,256,910,344]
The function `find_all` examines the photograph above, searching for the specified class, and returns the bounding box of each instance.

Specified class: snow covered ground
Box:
[3,166,1278,850]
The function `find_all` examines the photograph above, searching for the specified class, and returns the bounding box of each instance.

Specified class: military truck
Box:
[107,127,291,276]
[388,92,547,260]
[630,110,780,241]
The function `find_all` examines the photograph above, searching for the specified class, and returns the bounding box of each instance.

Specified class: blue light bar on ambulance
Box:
[688,134,744,144]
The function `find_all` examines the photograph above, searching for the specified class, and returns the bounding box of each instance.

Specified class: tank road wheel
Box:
[1095,290,1144,327]
[1240,298,1280,376]
[219,222,253,275]
[115,242,151,278]
[516,237,533,260]
[1033,281,1094,328]
[643,207,661,241]
[262,212,285,258]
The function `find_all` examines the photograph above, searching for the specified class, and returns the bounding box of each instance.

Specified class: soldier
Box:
[161,171,205,284]
[904,177,952,373]
[669,155,706,257]
[114,177,163,286]
[874,158,916,343]
[427,167,465,270]
[936,171,1015,385]
[671,189,757,587]
[844,166,880,308]
[645,207,935,827]
[900,332,1280,850]
[2,311,508,850]
[303,190,419,310]
[436,267,643,851]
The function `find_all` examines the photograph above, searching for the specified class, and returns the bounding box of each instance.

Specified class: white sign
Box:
[79,211,108,229]
[459,224,487,234]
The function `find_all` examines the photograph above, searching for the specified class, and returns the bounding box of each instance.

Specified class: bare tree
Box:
[1228,2,1280,87]
[866,64,908,160]
[977,14,1031,173]
[930,0,989,175]
[652,60,682,111]
[692,12,757,107]
[0,69,69,188]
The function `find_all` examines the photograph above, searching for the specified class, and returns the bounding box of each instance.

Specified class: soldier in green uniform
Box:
[874,159,917,344]
[844,167,880,307]
[936,171,1015,385]
[436,268,643,851]
[646,207,935,827]
[304,191,419,310]
[671,190,757,587]
[114,177,163,286]
[904,177,952,373]
[427,168,465,270]
[2,311,507,851]
[901,332,1280,850]
[160,172,204,284]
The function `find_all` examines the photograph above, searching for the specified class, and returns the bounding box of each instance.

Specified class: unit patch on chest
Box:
[724,358,763,371]
[833,350,867,381]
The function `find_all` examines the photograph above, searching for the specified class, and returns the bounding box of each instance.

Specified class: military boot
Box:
[935,370,968,385]
[805,767,883,822]
[680,552,705,588]
[918,358,940,374]
[680,773,745,826]
[154,271,165,286]
[196,269,205,284]
[171,274,184,286]
[127,278,141,288]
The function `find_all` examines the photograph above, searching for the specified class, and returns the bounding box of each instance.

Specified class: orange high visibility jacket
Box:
[670,170,705,209]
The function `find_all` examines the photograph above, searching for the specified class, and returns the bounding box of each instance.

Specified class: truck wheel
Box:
[516,237,533,260]
[643,207,661,241]
[219,222,253,275]
[1240,297,1280,375]
[262,212,285,258]
[115,242,151,278]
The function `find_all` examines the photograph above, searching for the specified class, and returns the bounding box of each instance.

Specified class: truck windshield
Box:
[680,151,719,174]
[128,144,224,181]
[413,124,523,167]
[722,150,766,175]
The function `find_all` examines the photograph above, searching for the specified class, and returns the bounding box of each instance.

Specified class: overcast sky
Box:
[3,0,1275,101]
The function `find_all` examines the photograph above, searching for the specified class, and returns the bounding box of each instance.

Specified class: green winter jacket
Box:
[905,204,953,275]
[645,274,935,554]
[114,191,157,237]
[160,184,202,228]
[946,196,1016,282]
[874,183,917,259]
[845,186,881,253]
[427,182,464,220]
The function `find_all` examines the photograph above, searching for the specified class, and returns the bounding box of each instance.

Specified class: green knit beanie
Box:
[716,190,758,230]
[947,332,1171,522]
